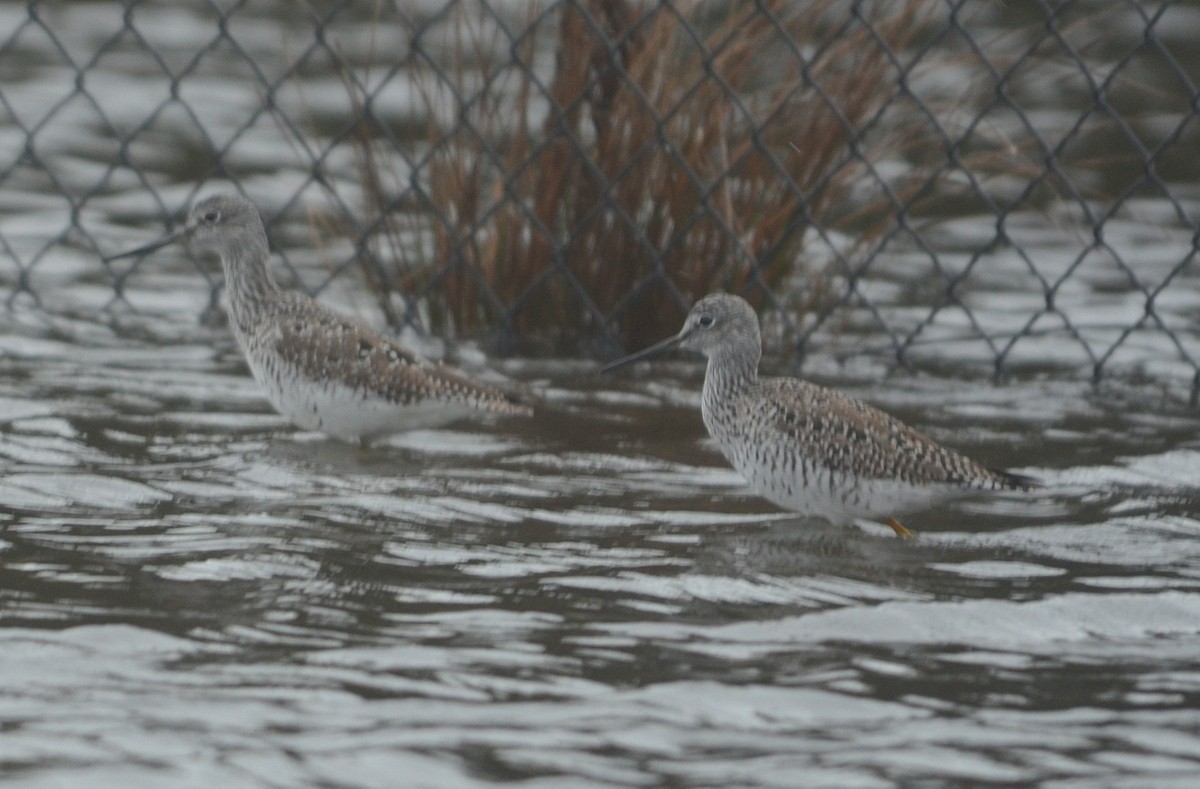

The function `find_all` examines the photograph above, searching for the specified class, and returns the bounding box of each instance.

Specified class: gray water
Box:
[4,2,1200,787]
[3,291,1200,786]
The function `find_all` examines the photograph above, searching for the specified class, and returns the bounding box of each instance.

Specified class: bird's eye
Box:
[697,315,715,327]
[203,210,220,224]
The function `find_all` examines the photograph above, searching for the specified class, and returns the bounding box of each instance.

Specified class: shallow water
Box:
[2,293,1200,786]
[3,1,1200,785]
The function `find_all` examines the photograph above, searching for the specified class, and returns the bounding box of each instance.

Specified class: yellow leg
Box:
[884,516,915,539]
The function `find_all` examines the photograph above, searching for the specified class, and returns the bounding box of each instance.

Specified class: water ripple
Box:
[5,199,1200,786]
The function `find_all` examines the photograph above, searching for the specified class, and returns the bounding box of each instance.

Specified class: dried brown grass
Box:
[349,0,974,350]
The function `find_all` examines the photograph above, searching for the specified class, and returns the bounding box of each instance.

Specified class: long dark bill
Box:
[600,331,688,373]
[103,228,186,263]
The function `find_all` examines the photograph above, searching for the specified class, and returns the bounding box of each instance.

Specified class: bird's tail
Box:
[989,468,1041,491]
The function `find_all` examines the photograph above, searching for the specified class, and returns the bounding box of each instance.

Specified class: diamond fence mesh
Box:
[1,0,1198,398]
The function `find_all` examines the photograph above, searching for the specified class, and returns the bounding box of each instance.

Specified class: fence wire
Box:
[1,0,1197,399]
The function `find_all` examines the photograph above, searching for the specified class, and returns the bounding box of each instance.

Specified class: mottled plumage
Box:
[604,293,1036,535]
[111,194,531,442]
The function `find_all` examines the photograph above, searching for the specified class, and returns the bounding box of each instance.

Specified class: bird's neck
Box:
[221,235,281,336]
[702,346,759,404]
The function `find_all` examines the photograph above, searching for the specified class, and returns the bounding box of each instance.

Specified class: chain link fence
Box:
[1,0,1198,398]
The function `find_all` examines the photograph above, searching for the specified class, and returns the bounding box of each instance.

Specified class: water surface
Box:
[2,294,1199,785]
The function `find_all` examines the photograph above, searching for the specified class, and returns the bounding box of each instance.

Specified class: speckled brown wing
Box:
[761,377,1031,490]
[267,294,532,415]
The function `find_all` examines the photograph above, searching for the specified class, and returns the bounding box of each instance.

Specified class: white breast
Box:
[243,347,474,443]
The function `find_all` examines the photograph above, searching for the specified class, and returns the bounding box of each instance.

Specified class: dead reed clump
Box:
[346,0,985,352]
